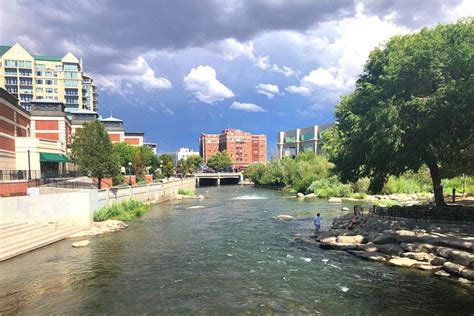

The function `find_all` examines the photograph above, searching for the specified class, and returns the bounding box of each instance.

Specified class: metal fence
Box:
[0,170,84,181]
[354,204,474,224]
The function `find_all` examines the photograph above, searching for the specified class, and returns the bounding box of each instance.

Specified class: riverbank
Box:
[301,213,474,287]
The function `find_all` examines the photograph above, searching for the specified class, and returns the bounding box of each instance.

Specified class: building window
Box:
[5,60,16,67]
[17,60,32,68]
[63,64,78,71]
[46,88,53,93]
[45,79,57,85]
[55,65,62,71]
[36,79,43,84]
[5,68,17,75]
[35,64,46,70]
[36,88,43,93]
[65,80,78,87]
[64,72,78,79]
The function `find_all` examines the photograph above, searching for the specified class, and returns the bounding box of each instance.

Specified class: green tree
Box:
[159,154,174,178]
[327,19,474,206]
[132,147,147,180]
[143,146,160,174]
[186,155,203,174]
[113,142,137,168]
[207,150,233,172]
[71,121,120,189]
[177,158,190,176]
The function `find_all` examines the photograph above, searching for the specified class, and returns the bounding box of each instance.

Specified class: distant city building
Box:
[144,143,157,155]
[200,128,267,170]
[199,133,220,162]
[100,116,144,146]
[173,147,199,165]
[277,124,333,158]
[0,43,98,111]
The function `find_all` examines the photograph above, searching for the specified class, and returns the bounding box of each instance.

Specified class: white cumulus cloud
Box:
[285,85,311,96]
[229,101,266,112]
[208,38,255,60]
[94,56,171,95]
[256,83,280,98]
[183,65,235,104]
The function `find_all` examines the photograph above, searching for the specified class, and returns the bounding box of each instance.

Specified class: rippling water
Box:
[1,186,473,314]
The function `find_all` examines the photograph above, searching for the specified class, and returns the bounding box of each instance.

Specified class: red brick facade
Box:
[200,129,267,170]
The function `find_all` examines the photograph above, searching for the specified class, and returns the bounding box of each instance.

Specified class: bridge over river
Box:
[194,172,243,186]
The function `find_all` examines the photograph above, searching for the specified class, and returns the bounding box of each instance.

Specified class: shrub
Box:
[178,188,195,196]
[351,192,367,199]
[93,199,150,221]
[351,178,370,194]
[442,176,474,195]
[308,176,352,198]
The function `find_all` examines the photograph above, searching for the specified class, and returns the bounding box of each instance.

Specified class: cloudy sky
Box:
[1,0,472,154]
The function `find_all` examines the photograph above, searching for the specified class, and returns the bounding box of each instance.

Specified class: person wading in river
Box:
[314,213,321,234]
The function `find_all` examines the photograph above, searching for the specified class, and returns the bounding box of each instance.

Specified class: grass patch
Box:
[351,192,367,199]
[94,199,151,222]
[375,199,400,207]
[178,188,195,196]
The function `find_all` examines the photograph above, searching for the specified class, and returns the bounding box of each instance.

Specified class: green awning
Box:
[40,153,71,163]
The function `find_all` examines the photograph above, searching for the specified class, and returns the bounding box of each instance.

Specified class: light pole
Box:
[128,161,132,186]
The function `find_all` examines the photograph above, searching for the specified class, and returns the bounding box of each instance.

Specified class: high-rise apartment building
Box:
[277,124,333,158]
[0,43,98,111]
[200,129,267,170]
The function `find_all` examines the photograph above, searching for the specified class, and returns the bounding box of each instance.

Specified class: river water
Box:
[1,186,473,314]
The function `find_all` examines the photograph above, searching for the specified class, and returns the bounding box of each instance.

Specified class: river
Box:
[1,186,473,314]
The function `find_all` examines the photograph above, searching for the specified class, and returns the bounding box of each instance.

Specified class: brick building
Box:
[200,129,267,170]
[0,88,30,169]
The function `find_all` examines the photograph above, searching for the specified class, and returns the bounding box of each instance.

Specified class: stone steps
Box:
[2,223,50,239]
[0,223,83,262]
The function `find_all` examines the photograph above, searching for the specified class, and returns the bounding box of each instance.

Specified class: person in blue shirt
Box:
[314,213,321,233]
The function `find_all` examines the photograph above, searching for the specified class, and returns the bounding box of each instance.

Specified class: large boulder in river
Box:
[376,243,404,256]
[305,193,316,198]
[373,233,398,244]
[461,268,474,280]
[341,207,350,212]
[400,242,435,253]
[388,257,420,268]
[328,197,342,203]
[276,215,295,221]
[297,193,305,198]
[443,261,465,275]
[336,235,365,244]
[436,247,474,267]
[347,250,389,262]
[72,240,90,248]
[357,242,379,252]
[430,256,447,266]
[402,252,434,262]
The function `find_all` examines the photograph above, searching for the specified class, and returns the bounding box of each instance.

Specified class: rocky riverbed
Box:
[299,213,474,287]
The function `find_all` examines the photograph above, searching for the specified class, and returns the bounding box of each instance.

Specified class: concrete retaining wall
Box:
[0,178,196,226]
[97,178,196,207]
[0,190,98,226]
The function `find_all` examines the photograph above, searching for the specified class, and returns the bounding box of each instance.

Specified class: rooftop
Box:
[100,116,123,122]
[0,45,11,56]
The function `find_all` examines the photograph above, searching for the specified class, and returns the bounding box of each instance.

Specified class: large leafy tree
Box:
[158,154,175,178]
[326,19,474,206]
[71,121,120,189]
[207,150,233,172]
[186,155,203,174]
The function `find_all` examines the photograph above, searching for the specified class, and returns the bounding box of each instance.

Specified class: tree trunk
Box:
[427,163,446,206]
[98,177,102,189]
[463,174,466,198]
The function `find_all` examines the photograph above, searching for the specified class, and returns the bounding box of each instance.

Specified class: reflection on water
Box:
[1,186,473,314]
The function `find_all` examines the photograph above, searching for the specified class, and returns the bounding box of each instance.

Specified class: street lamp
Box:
[128,161,132,186]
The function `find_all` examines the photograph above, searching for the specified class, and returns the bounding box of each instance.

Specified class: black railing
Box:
[363,204,474,224]
[0,170,85,181]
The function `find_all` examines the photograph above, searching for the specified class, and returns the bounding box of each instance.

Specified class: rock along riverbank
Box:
[298,213,474,287]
